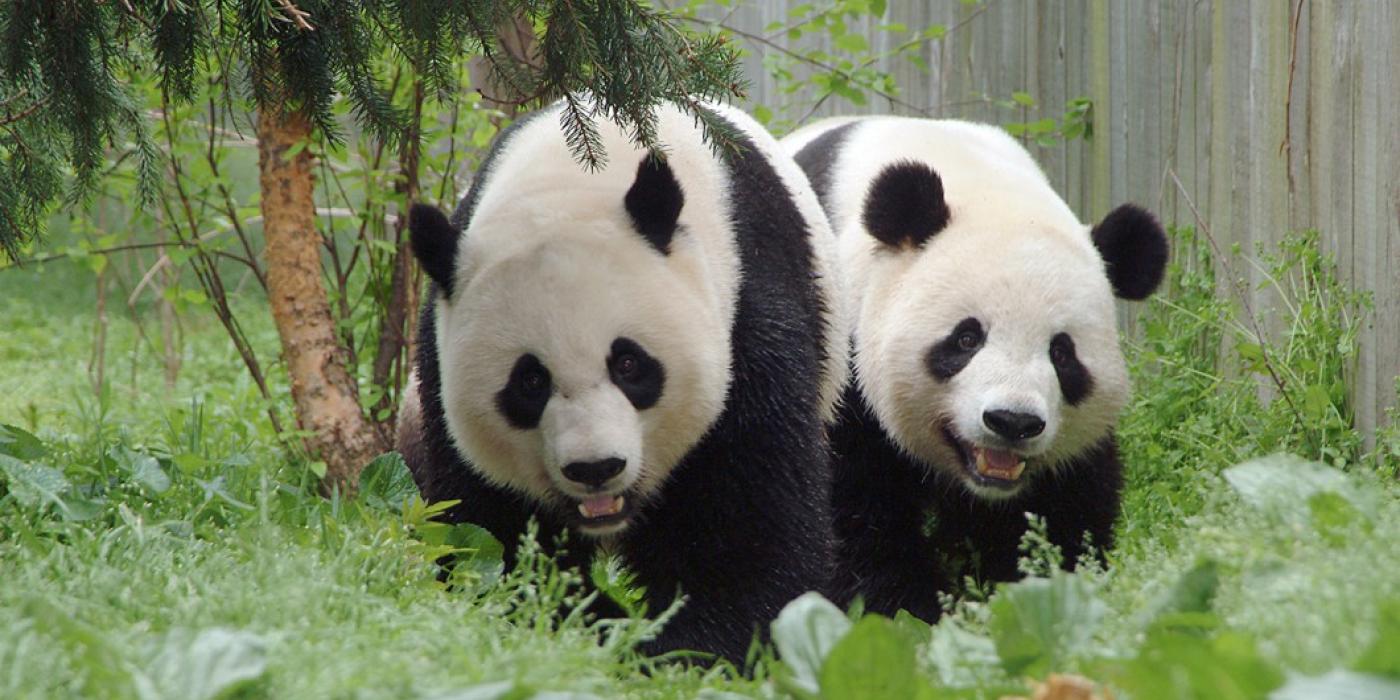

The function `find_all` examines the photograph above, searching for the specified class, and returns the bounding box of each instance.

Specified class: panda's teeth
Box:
[578,495,625,519]
[974,448,1026,481]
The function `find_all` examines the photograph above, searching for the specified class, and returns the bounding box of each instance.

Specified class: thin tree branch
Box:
[272,0,315,31]
[0,94,50,127]
[1166,168,1311,446]
[680,17,929,115]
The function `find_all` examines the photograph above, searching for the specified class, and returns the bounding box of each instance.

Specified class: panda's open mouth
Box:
[940,425,1026,489]
[569,492,636,531]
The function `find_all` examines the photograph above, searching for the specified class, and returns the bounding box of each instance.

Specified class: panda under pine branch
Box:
[783,116,1168,622]
[397,98,848,663]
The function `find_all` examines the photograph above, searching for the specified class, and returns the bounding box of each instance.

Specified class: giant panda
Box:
[396,98,848,662]
[782,117,1167,621]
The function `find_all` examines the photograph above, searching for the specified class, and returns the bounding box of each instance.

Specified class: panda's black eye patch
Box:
[496,354,552,429]
[609,337,664,410]
[1049,333,1093,406]
[927,317,984,381]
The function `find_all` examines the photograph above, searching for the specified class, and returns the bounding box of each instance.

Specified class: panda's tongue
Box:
[578,494,625,519]
[975,447,1026,481]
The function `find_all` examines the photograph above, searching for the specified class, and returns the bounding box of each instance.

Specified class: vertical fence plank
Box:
[727,0,1397,441]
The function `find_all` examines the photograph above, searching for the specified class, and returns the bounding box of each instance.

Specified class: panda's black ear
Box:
[862,160,950,249]
[409,203,461,297]
[1091,204,1169,300]
[625,153,685,255]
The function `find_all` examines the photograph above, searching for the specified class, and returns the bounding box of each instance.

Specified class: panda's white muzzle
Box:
[540,385,644,533]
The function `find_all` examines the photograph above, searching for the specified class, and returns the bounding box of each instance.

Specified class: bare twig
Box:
[160,101,285,436]
[681,17,931,116]
[0,94,50,128]
[273,0,315,31]
[1166,168,1310,443]
[1279,0,1305,194]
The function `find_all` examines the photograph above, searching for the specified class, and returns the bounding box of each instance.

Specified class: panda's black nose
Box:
[562,458,626,488]
[983,410,1046,441]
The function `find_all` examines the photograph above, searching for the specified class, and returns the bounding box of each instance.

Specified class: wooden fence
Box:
[716,0,1399,443]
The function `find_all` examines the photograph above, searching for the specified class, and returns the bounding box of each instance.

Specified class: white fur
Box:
[782,117,1131,499]
[432,99,841,533]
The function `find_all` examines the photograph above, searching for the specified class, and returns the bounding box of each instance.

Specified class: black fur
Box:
[495,354,552,429]
[608,337,664,410]
[827,384,1122,621]
[862,161,950,249]
[408,204,460,297]
[1050,333,1094,406]
[403,109,835,664]
[1091,204,1169,300]
[624,154,685,254]
[926,317,985,381]
[792,122,860,225]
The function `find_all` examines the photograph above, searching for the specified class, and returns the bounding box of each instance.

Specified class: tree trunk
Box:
[257,105,382,495]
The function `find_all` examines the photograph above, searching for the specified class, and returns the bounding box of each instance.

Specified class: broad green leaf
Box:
[1011,91,1035,107]
[819,616,932,700]
[1354,600,1400,678]
[0,454,70,510]
[446,522,506,588]
[988,573,1105,677]
[770,592,852,695]
[1224,454,1369,524]
[1271,670,1400,700]
[927,617,1000,686]
[137,628,268,700]
[590,555,647,617]
[892,609,933,647]
[358,451,418,513]
[0,423,47,460]
[834,33,868,52]
[1309,491,1368,545]
[1152,558,1220,618]
[1109,630,1283,700]
[114,447,172,494]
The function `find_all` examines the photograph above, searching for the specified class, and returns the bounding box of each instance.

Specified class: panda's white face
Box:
[857,226,1129,500]
[436,233,731,536]
[791,118,1165,502]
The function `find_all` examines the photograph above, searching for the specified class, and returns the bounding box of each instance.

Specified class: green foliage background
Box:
[3,225,1398,698]
[2,1,1399,698]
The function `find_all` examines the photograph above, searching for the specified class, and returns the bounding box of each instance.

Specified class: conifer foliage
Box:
[0,0,743,492]
[0,0,744,256]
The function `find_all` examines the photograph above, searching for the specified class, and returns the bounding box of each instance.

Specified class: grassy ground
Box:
[2,230,1398,699]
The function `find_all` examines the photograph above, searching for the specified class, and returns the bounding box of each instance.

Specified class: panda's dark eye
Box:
[1049,335,1072,367]
[609,337,665,410]
[615,354,640,380]
[957,330,980,352]
[927,317,984,381]
[496,354,552,429]
[1049,332,1093,406]
[520,370,548,396]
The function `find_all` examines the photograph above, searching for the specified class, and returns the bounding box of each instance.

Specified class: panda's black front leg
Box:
[1028,437,1124,569]
[829,453,949,621]
[827,386,950,622]
[620,443,837,664]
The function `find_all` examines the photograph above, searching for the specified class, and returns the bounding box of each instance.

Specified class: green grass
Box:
[2,229,1398,699]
